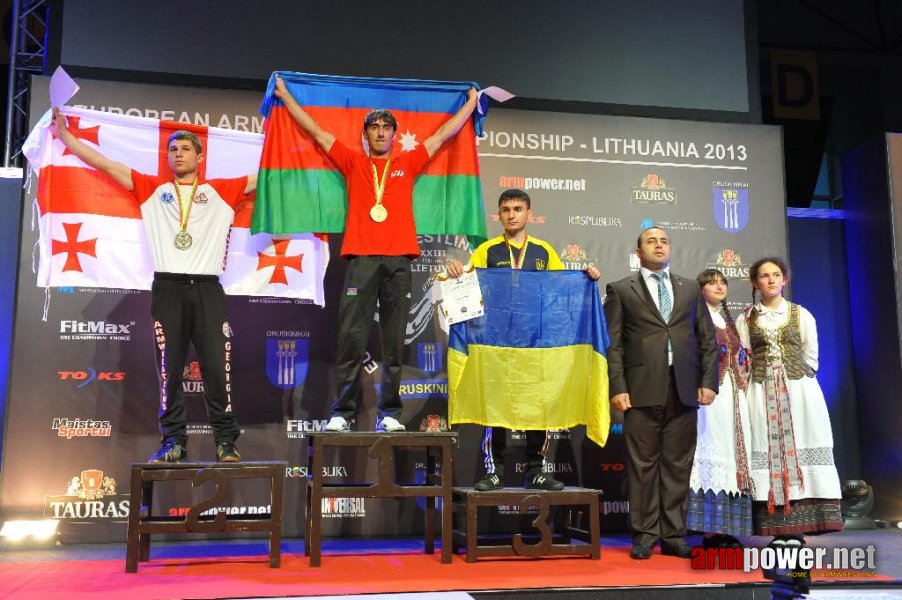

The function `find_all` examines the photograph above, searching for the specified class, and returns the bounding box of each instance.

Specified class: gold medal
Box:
[174,231,193,250]
[370,204,388,222]
[370,158,391,224]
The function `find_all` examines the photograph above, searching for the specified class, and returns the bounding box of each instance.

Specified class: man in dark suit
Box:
[604,226,719,559]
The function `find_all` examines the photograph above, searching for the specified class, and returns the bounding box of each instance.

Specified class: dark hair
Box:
[697,268,740,341]
[498,188,531,209]
[748,256,790,305]
[168,130,203,154]
[636,226,668,249]
[363,109,398,131]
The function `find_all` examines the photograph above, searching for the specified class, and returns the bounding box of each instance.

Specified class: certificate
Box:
[438,270,484,325]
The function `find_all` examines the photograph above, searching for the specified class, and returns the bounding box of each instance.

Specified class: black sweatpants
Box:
[332,255,411,419]
[151,272,240,446]
[482,427,548,475]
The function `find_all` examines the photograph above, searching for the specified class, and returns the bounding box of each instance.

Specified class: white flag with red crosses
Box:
[23,106,329,306]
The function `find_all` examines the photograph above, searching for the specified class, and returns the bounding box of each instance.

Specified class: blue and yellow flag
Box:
[448,269,611,447]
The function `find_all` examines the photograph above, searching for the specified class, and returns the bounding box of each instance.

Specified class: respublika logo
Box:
[285,465,349,478]
[265,331,310,389]
[59,320,134,341]
[713,182,749,233]
[417,343,444,374]
[58,369,125,388]
[52,418,112,439]
[568,215,622,227]
[631,174,676,204]
[45,469,129,521]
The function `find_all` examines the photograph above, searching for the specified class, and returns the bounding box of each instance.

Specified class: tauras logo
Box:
[59,320,134,340]
[45,469,129,521]
[52,418,111,439]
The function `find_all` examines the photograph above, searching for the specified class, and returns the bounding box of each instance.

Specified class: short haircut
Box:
[363,109,398,131]
[636,226,668,249]
[498,188,531,209]
[168,130,203,154]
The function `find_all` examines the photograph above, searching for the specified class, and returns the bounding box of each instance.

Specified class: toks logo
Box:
[59,369,125,387]
[44,469,129,521]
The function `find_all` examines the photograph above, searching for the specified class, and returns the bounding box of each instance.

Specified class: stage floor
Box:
[1,531,900,599]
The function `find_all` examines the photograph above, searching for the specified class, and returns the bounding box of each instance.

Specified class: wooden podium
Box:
[304,431,456,566]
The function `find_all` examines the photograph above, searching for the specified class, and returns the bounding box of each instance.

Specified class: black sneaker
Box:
[474,471,504,491]
[216,442,241,463]
[147,439,186,463]
[526,471,565,490]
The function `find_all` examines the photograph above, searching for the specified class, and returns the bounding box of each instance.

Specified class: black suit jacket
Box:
[604,271,719,407]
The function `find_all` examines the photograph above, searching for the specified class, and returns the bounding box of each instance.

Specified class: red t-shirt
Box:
[328,139,430,258]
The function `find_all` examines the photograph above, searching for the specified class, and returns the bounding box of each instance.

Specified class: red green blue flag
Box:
[252,71,488,241]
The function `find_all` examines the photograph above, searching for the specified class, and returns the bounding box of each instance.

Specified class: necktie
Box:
[653,272,672,322]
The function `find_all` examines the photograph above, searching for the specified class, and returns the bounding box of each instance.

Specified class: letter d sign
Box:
[771,49,820,120]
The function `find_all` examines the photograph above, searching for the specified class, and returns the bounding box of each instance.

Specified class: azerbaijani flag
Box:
[448,270,612,447]
[253,71,488,241]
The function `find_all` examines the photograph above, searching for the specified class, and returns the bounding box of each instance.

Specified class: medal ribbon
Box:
[173,178,199,233]
[370,159,391,208]
[504,236,529,270]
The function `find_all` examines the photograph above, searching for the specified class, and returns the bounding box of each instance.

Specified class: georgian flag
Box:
[23,106,329,306]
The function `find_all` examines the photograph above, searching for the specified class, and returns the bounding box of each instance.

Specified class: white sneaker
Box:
[324,416,350,432]
[376,416,405,432]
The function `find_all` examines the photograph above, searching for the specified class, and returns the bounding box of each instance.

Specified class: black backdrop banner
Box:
[0,76,785,542]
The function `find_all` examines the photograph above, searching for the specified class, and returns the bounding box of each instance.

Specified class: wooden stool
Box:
[126,461,286,573]
[305,431,455,566]
[452,486,602,562]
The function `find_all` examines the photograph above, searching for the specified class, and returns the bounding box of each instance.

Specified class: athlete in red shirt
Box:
[274,75,477,432]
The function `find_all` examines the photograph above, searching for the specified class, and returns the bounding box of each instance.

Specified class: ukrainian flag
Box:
[448,269,612,447]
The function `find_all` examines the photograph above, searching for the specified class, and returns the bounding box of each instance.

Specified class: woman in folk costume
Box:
[736,257,843,547]
[687,269,754,549]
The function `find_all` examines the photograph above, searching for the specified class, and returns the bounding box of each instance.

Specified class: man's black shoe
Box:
[661,542,695,558]
[526,471,565,490]
[216,442,241,463]
[148,439,186,463]
[629,543,653,559]
[474,472,503,491]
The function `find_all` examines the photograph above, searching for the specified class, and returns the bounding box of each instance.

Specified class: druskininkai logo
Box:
[713,186,749,233]
[265,337,309,390]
